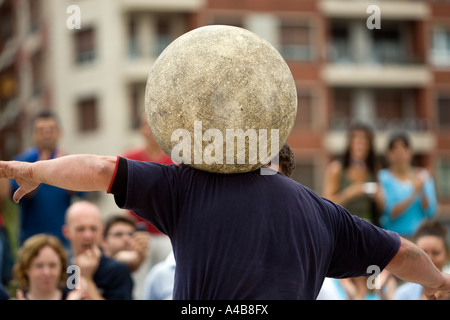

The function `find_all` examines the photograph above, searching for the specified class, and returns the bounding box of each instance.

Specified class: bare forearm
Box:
[386,237,444,290]
[0,154,118,203]
[32,154,117,192]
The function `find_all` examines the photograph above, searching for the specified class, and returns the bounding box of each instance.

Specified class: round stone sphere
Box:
[145,25,297,173]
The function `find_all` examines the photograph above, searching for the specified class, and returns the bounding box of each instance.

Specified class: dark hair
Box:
[413,220,448,252]
[342,122,376,175]
[32,110,60,128]
[387,131,411,151]
[103,214,137,238]
[278,143,295,178]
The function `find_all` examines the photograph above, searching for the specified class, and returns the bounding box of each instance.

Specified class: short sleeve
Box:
[324,199,401,278]
[112,159,179,236]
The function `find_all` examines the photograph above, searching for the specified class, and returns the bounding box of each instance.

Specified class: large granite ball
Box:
[145,25,297,173]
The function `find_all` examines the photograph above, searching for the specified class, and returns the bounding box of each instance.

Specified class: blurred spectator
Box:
[375,132,437,238]
[122,113,173,270]
[322,122,380,300]
[63,200,133,300]
[317,268,397,300]
[10,110,84,249]
[101,213,150,299]
[323,122,380,225]
[141,251,175,300]
[11,233,86,300]
[0,178,13,288]
[394,220,449,300]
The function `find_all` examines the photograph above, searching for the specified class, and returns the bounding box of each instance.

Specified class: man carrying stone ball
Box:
[2,144,450,300]
[2,25,450,300]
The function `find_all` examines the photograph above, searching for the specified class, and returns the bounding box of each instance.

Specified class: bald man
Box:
[63,200,133,300]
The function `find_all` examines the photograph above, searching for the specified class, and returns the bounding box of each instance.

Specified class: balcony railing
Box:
[329,43,424,65]
[330,117,431,132]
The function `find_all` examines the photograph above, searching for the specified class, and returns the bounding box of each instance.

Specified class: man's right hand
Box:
[0,161,40,203]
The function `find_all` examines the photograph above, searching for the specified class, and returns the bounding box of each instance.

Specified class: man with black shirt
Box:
[1,155,450,299]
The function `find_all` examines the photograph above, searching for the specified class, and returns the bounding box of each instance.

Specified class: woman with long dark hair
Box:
[323,122,380,226]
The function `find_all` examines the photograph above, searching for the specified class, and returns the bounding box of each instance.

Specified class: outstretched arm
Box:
[0,154,118,203]
[386,237,450,300]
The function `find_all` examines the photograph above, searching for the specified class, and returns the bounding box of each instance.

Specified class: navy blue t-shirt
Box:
[110,158,400,300]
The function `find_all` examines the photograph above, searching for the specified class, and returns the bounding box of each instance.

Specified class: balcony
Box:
[120,0,205,11]
[319,0,430,20]
[322,64,431,87]
[324,19,430,87]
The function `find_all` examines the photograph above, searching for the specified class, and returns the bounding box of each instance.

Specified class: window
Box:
[77,97,98,132]
[431,27,450,67]
[375,90,403,121]
[436,94,450,129]
[127,16,140,59]
[129,83,146,130]
[330,25,351,63]
[154,19,172,56]
[279,20,314,61]
[371,26,404,64]
[374,89,418,130]
[74,27,96,64]
[332,89,352,129]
